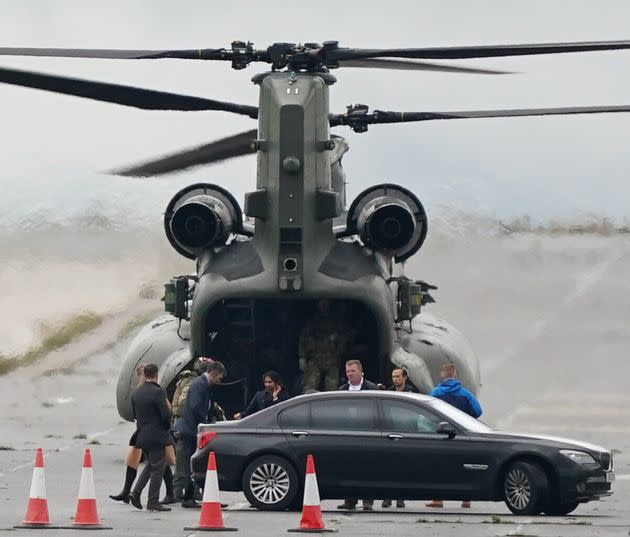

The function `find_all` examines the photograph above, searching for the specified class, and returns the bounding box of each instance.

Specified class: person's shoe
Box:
[129,492,143,510]
[461,501,471,508]
[147,502,171,512]
[362,504,373,511]
[109,491,130,504]
[336,502,356,510]
[396,500,406,508]
[160,493,177,505]
[425,500,443,508]
[181,499,201,509]
[381,500,392,508]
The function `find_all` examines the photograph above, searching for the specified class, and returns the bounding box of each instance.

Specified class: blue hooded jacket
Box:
[429,379,482,418]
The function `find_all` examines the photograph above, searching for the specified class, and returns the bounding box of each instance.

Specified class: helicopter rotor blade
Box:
[338,58,512,75]
[0,66,258,116]
[328,40,630,61]
[330,105,630,131]
[0,47,235,60]
[111,129,258,177]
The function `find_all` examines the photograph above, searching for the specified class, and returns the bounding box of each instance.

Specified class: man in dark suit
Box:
[337,359,377,511]
[173,360,226,508]
[337,359,378,391]
[129,364,172,512]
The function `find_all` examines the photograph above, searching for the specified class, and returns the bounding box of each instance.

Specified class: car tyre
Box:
[242,455,299,511]
[502,461,548,515]
[544,498,579,516]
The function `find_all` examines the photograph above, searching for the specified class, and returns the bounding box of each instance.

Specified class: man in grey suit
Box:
[129,363,172,512]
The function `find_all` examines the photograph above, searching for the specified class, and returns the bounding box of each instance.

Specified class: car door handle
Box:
[291,431,310,437]
[388,434,404,440]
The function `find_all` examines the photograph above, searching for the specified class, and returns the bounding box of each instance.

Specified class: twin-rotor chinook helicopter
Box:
[2,39,630,420]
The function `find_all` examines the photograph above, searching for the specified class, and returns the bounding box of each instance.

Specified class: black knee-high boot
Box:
[109,466,137,503]
[160,465,176,504]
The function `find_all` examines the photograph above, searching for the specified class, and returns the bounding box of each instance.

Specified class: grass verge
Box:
[0,312,103,376]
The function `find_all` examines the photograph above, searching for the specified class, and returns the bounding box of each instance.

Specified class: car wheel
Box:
[502,461,548,515]
[544,498,579,516]
[242,455,299,511]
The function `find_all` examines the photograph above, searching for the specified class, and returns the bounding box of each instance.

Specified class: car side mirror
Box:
[436,421,456,439]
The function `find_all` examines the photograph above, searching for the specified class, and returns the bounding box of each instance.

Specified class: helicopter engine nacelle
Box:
[164,183,243,259]
[347,184,427,262]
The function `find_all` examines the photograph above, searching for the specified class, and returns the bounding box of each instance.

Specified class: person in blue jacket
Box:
[429,363,482,418]
[427,363,482,509]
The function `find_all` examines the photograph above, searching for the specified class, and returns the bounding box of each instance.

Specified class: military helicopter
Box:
[2,39,630,420]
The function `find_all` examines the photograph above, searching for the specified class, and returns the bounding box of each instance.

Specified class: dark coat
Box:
[131,381,171,451]
[338,378,378,390]
[240,388,291,418]
[388,383,418,393]
[173,373,213,438]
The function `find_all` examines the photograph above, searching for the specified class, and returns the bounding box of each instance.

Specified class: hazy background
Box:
[1,1,629,355]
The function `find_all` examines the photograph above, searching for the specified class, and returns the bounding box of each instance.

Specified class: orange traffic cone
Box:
[14,448,61,529]
[64,449,111,530]
[288,455,337,533]
[184,451,237,532]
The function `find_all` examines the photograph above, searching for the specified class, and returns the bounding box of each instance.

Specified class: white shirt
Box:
[348,380,363,391]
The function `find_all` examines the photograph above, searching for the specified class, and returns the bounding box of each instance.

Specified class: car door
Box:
[279,397,382,497]
[377,398,484,498]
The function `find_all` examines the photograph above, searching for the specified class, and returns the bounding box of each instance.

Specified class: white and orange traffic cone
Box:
[184,451,237,532]
[288,455,337,533]
[65,449,111,530]
[14,448,60,529]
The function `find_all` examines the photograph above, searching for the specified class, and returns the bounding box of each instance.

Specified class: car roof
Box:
[284,390,434,404]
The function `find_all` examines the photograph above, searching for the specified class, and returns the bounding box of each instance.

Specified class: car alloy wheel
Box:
[242,455,299,511]
[502,461,548,515]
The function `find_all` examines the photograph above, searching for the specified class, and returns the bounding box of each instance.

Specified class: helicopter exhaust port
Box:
[164,183,244,259]
[347,184,428,263]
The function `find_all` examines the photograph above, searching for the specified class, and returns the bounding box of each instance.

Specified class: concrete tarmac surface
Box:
[1,234,630,536]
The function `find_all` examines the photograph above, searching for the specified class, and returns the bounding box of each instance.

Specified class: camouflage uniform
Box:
[300,314,352,392]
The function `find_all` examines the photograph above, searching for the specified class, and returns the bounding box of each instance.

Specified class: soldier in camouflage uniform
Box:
[300,300,353,392]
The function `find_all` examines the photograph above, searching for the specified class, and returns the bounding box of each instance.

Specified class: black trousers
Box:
[133,446,167,505]
[175,436,197,501]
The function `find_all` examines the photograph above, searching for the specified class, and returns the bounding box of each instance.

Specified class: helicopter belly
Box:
[115,314,191,422]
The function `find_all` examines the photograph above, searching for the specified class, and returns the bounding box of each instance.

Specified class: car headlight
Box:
[560,450,597,465]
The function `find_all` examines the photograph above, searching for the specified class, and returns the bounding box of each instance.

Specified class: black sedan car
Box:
[191,391,614,515]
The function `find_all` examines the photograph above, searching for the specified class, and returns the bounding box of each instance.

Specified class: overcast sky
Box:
[1,0,630,228]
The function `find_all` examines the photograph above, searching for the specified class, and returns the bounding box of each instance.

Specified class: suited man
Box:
[338,359,378,391]
[337,359,377,511]
[129,363,172,512]
[173,360,226,508]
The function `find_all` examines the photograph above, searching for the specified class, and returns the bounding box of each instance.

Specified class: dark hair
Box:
[206,361,226,376]
[143,363,159,379]
[393,367,408,377]
[262,370,283,387]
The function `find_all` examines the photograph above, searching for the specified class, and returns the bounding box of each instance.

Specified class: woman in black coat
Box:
[235,371,290,419]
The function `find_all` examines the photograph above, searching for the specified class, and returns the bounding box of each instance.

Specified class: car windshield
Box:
[425,398,493,433]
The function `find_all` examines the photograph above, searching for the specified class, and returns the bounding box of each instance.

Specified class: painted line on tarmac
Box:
[484,250,625,375]
[224,501,251,511]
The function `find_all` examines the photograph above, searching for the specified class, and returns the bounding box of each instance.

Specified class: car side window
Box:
[278,403,310,429]
[382,400,442,434]
[310,398,376,431]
